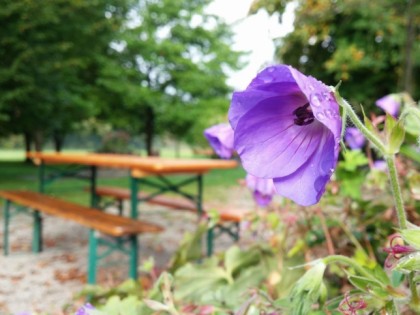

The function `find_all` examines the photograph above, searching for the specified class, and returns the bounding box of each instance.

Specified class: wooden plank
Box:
[0,190,163,237]
[26,152,238,174]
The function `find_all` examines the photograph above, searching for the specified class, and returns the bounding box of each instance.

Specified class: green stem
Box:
[385,156,407,229]
[333,89,387,153]
[322,255,372,279]
[409,271,420,307]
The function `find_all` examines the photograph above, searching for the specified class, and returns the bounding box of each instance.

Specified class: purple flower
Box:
[344,127,365,150]
[375,94,401,117]
[75,303,96,315]
[203,123,234,159]
[229,65,342,206]
[246,174,276,207]
[373,160,387,171]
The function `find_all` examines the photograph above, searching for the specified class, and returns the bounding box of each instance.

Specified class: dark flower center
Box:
[293,103,314,126]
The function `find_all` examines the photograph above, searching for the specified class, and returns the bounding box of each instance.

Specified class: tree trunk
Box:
[144,106,155,156]
[34,131,43,152]
[402,0,415,94]
[24,131,32,163]
[53,130,64,152]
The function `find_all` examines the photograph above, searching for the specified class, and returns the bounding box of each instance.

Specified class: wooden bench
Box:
[93,186,249,255]
[0,190,163,283]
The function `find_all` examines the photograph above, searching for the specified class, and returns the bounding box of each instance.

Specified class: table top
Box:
[27,152,238,174]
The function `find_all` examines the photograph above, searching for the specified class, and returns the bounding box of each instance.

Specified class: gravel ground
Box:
[0,194,252,315]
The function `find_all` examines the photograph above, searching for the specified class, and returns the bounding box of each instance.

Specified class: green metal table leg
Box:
[38,162,46,193]
[206,226,214,256]
[128,235,138,280]
[197,174,203,216]
[90,166,98,208]
[130,176,139,218]
[32,210,42,253]
[3,199,10,256]
[88,230,98,284]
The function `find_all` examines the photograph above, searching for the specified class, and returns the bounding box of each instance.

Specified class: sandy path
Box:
[0,201,248,315]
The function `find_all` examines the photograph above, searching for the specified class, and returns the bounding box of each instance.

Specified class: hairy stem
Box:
[333,89,387,153]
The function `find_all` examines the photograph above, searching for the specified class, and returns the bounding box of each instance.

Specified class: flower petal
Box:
[234,96,324,178]
[289,67,341,148]
[229,66,302,130]
[273,129,336,206]
[204,123,234,159]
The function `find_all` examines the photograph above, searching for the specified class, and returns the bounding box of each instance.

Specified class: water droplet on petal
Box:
[310,93,324,108]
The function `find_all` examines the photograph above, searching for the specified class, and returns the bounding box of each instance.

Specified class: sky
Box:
[206,0,296,90]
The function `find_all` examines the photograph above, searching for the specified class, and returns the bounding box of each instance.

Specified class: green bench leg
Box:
[233,223,240,242]
[128,235,138,280]
[117,199,123,216]
[3,199,10,255]
[88,230,98,284]
[206,223,241,256]
[32,210,42,253]
[206,226,214,256]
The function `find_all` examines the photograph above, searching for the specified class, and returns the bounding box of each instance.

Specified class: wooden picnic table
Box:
[27,152,238,217]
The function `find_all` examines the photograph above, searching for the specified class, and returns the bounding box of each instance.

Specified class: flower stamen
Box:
[293,103,315,126]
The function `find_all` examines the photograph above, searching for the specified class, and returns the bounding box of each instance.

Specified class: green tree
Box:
[0,0,130,153]
[97,0,242,155]
[250,0,420,107]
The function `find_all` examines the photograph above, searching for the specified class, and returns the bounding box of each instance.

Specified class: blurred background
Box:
[0,0,418,160]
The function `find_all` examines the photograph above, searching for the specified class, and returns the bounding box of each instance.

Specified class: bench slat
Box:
[0,190,163,237]
[94,186,247,223]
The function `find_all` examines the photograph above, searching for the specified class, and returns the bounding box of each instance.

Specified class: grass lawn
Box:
[0,153,246,207]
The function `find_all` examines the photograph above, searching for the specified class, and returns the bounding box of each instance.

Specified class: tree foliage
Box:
[250,0,420,108]
[0,0,131,150]
[97,0,241,154]
[0,0,241,154]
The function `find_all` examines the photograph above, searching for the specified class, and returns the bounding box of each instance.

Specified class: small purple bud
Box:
[376,94,401,117]
[246,174,276,207]
[344,127,365,150]
[203,123,234,159]
[373,160,387,171]
[75,303,96,315]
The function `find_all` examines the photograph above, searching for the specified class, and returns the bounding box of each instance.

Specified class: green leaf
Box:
[347,275,382,292]
[400,229,420,249]
[384,114,397,137]
[394,252,420,273]
[388,120,405,154]
[363,112,379,137]
[390,270,405,287]
[224,245,260,278]
[340,150,369,172]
